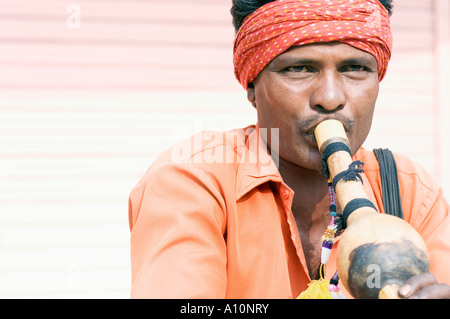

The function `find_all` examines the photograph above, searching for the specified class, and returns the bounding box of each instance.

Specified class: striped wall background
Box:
[0,0,448,298]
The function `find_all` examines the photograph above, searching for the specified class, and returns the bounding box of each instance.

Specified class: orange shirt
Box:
[128,124,450,298]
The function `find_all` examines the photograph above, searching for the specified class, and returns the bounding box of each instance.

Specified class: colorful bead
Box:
[328,284,339,292]
[330,271,340,286]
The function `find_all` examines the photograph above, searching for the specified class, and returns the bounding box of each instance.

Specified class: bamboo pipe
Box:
[314,119,430,299]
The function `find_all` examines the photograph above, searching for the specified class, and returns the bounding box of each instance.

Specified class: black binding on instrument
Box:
[334,148,403,234]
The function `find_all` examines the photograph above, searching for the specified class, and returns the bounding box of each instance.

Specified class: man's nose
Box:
[310,72,346,112]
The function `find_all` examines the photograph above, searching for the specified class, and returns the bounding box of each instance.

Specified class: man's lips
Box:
[299,118,353,149]
[302,131,318,145]
[300,118,352,136]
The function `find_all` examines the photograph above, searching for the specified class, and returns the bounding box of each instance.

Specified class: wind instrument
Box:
[314,119,429,299]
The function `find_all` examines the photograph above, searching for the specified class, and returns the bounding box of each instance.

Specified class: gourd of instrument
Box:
[314,119,430,299]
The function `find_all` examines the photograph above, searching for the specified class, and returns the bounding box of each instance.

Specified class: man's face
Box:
[248,42,380,172]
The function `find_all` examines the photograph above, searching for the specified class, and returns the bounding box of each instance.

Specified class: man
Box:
[128,0,450,298]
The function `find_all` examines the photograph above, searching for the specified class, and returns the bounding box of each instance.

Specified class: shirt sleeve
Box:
[410,184,450,285]
[396,154,450,285]
[128,158,229,298]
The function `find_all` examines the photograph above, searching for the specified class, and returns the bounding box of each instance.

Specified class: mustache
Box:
[298,114,355,133]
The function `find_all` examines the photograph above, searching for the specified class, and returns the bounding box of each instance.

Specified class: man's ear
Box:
[247,82,256,107]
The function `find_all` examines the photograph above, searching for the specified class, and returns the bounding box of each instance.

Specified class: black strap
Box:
[341,198,378,229]
[373,148,403,219]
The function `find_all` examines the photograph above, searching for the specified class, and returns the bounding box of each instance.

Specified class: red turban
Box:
[233,0,393,89]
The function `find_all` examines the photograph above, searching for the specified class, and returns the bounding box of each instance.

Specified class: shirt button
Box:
[281,188,291,200]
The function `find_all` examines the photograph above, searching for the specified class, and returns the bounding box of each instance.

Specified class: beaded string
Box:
[322,180,346,299]
[297,180,346,299]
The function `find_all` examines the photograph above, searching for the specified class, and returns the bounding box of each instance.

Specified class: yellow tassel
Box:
[297,278,332,299]
[297,264,332,299]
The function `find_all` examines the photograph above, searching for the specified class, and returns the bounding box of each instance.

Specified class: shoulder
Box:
[355,148,436,194]
[128,126,253,230]
[129,125,257,216]
[355,148,446,228]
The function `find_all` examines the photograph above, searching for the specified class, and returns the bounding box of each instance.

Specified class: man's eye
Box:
[342,65,369,72]
[284,65,311,73]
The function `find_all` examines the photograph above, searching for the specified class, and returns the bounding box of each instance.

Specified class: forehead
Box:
[273,42,378,64]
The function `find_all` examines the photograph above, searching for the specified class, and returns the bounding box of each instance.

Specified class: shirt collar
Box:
[235,123,282,200]
[235,124,380,212]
